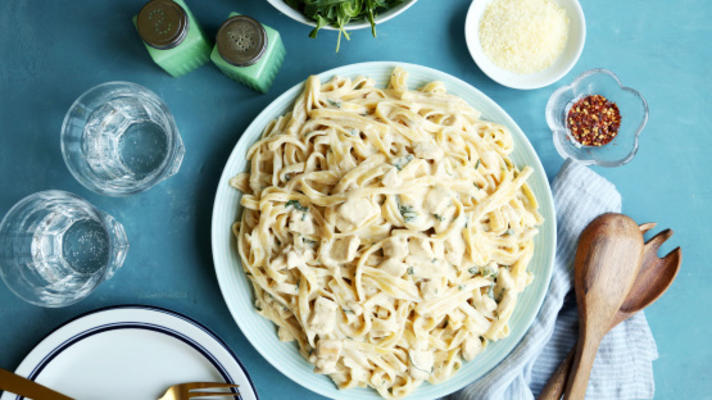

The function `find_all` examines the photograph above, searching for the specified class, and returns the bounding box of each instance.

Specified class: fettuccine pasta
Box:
[230,67,542,399]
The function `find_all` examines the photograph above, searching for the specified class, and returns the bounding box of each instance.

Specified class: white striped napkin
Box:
[450,159,658,400]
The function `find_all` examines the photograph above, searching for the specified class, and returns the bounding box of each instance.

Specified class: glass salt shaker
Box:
[134,0,211,77]
[210,13,286,93]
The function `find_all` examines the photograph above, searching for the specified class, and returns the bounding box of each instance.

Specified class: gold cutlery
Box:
[157,381,240,400]
[0,368,239,400]
[0,368,73,400]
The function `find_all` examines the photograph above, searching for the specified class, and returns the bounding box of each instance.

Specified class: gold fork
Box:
[157,382,240,400]
[0,368,239,400]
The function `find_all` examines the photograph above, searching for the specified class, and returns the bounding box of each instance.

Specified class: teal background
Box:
[0,0,709,399]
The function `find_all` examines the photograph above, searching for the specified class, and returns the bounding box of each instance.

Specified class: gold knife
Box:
[0,368,73,400]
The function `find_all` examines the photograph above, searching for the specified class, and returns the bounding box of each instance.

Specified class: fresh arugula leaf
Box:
[289,0,404,51]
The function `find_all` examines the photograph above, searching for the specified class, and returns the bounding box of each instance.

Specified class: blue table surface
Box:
[1,1,710,398]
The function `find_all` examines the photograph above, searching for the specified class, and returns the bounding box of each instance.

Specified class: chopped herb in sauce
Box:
[472,266,498,279]
[327,98,342,108]
[407,266,414,275]
[392,153,414,170]
[302,238,318,247]
[342,307,354,314]
[399,204,418,222]
[286,199,308,211]
[433,213,444,222]
[475,159,481,169]
[485,268,498,279]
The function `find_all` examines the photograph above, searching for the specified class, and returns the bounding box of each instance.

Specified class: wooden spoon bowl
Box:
[564,213,645,399]
[538,221,681,400]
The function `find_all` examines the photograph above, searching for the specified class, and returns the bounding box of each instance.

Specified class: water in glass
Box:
[0,191,128,307]
[61,82,184,196]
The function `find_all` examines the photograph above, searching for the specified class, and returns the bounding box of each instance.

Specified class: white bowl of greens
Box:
[266,0,417,50]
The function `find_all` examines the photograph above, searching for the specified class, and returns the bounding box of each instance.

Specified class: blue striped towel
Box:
[450,159,658,400]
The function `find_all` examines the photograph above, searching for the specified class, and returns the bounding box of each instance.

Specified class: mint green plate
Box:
[211,62,556,399]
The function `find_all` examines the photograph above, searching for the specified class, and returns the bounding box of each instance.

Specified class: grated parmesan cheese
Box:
[479,0,570,74]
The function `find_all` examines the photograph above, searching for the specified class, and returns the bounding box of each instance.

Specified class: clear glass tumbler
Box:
[0,190,129,307]
[61,81,184,196]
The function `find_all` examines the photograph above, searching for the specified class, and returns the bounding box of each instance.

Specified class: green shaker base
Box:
[210,41,285,93]
[133,0,211,77]
[147,39,211,78]
[210,13,286,93]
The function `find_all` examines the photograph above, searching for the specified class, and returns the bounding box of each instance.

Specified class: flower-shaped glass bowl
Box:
[546,68,648,166]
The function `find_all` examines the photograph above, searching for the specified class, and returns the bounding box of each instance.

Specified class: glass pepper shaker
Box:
[210,13,286,93]
[134,0,211,77]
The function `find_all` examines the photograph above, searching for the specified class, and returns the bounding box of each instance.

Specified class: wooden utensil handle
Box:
[564,336,601,399]
[537,347,575,400]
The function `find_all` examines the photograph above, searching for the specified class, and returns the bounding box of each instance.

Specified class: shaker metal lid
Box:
[137,0,189,50]
[216,15,267,67]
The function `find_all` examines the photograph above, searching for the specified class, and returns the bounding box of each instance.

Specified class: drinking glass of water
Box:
[61,81,184,196]
[0,190,129,307]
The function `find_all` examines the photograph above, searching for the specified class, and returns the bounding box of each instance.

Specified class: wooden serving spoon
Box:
[538,223,682,400]
[562,213,646,399]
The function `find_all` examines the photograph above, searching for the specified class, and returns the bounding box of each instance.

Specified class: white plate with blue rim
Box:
[1,305,258,400]
[211,61,556,399]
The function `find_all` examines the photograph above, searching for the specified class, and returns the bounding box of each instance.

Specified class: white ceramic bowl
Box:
[464,0,586,90]
[265,0,417,31]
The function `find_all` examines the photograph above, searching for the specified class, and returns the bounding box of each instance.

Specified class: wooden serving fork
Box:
[538,222,681,400]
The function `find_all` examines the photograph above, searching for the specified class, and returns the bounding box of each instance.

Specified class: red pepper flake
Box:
[566,94,621,146]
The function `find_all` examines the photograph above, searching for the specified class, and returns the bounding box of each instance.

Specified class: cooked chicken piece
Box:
[309,297,338,335]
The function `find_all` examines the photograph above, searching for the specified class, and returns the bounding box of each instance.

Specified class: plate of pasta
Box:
[211,62,556,399]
